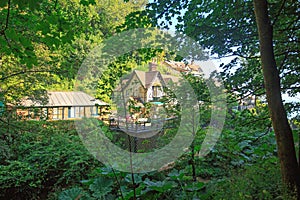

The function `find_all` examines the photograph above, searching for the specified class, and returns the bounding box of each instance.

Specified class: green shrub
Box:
[203,160,297,200]
[0,120,101,199]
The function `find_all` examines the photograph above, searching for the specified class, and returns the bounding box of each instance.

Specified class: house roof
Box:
[122,69,179,90]
[188,64,202,72]
[162,74,180,83]
[20,91,108,107]
[145,71,160,88]
[134,70,167,89]
[163,60,202,72]
[134,70,147,88]
[164,60,188,72]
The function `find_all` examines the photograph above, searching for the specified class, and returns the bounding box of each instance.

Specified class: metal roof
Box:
[21,91,108,107]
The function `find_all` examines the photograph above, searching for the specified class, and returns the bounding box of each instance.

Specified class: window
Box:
[152,86,160,98]
[75,107,80,118]
[60,107,64,119]
[52,107,59,120]
[91,106,98,116]
[52,107,63,120]
[80,107,85,117]
[68,107,75,118]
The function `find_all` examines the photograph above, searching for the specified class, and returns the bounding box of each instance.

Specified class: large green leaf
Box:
[144,178,177,193]
[59,187,86,200]
[89,177,114,199]
[183,181,205,192]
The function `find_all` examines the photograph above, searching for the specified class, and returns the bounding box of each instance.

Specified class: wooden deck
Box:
[109,117,178,136]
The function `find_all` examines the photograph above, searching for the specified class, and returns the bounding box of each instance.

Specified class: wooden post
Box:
[46,108,49,120]
[62,107,64,120]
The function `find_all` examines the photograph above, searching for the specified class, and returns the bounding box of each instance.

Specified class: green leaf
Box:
[15,0,27,9]
[89,177,113,198]
[167,169,185,180]
[0,1,7,7]
[19,36,32,48]
[6,29,18,41]
[144,178,176,192]
[28,0,40,10]
[59,187,86,200]
[184,182,205,192]
[37,21,50,35]
[80,179,93,185]
[124,173,143,184]
[80,0,96,6]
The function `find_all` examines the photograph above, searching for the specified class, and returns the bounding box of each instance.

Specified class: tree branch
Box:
[0,0,11,35]
[232,53,261,59]
[241,117,271,127]
[271,0,286,26]
[281,86,300,91]
[149,0,178,26]
[252,126,272,144]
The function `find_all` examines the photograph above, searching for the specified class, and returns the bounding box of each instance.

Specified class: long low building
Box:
[16,91,109,120]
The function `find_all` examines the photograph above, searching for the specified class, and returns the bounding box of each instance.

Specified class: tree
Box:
[0,0,148,104]
[253,0,300,193]
[0,0,149,161]
[146,0,300,195]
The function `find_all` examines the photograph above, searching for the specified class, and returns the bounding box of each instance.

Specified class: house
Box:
[115,62,179,103]
[16,91,109,120]
[112,62,180,122]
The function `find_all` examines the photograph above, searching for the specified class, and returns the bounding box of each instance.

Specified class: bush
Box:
[203,160,297,200]
[0,120,101,199]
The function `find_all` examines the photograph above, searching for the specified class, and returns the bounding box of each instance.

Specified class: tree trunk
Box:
[253,0,300,195]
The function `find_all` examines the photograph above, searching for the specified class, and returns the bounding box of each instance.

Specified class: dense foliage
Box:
[0,0,299,199]
[146,0,300,195]
[0,120,100,199]
[0,0,147,103]
[0,114,297,199]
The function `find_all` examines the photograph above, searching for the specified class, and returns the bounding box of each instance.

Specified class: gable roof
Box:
[123,70,163,89]
[122,69,180,91]
[20,91,108,107]
[117,61,181,93]
[134,70,147,88]
[145,71,160,88]
[133,70,167,89]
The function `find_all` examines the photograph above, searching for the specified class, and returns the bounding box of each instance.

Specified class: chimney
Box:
[149,62,157,72]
